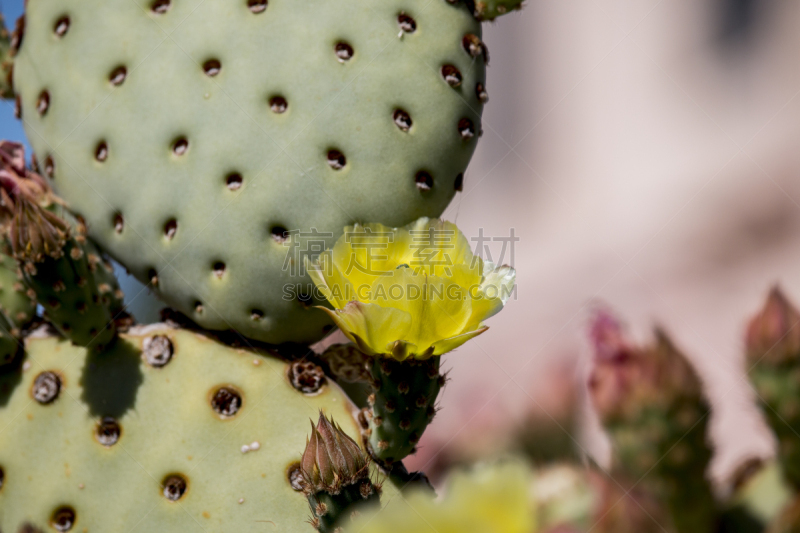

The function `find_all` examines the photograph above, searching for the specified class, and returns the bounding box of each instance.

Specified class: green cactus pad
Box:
[606,400,715,533]
[0,326,400,532]
[749,364,800,489]
[0,252,35,331]
[368,356,442,464]
[14,0,486,345]
[20,238,118,350]
[0,309,21,366]
[745,288,800,492]
[80,238,127,321]
[474,0,524,21]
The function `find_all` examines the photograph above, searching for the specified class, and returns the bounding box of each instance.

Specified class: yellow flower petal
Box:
[480,261,517,305]
[307,253,356,309]
[431,326,489,356]
[367,268,472,352]
[352,460,535,533]
[319,301,412,356]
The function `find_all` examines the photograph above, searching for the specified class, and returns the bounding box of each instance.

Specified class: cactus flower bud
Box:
[300,413,380,533]
[746,286,800,365]
[9,195,70,264]
[588,308,701,423]
[301,413,370,495]
[0,141,56,228]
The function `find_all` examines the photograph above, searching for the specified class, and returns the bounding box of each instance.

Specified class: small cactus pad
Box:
[14,0,486,345]
[746,287,800,490]
[474,0,524,21]
[10,202,121,349]
[20,239,119,349]
[0,251,35,332]
[368,356,443,464]
[588,310,716,533]
[0,326,400,531]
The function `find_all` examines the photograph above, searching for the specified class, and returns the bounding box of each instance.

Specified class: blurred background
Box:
[415,0,800,485]
[3,0,799,488]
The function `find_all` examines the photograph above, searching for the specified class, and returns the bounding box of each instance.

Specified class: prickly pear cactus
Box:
[0,251,35,330]
[13,0,488,345]
[588,310,716,533]
[0,326,400,532]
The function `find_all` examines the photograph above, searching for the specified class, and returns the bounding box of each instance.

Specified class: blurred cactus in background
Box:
[587,309,716,532]
[746,288,800,489]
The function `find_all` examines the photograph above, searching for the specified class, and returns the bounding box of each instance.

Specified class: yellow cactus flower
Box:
[308,218,515,360]
[351,460,536,533]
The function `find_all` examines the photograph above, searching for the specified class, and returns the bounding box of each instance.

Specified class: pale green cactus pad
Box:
[13,0,486,344]
[0,326,399,531]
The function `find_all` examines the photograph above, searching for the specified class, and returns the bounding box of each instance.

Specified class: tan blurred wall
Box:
[405,0,800,484]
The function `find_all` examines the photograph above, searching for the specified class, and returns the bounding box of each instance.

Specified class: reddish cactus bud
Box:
[301,412,369,495]
[746,287,800,365]
[588,307,702,422]
[0,141,59,229]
